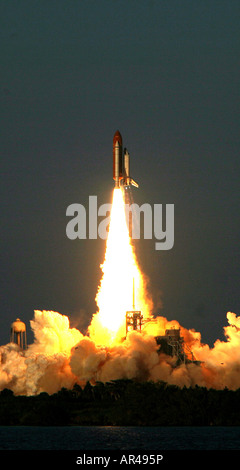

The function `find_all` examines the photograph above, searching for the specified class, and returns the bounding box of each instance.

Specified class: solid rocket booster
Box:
[113,130,123,188]
[123,148,130,186]
[113,130,139,188]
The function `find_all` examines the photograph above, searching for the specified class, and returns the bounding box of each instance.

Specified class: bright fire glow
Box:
[88,188,152,345]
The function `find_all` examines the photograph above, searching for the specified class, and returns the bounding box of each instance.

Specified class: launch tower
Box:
[126,279,143,335]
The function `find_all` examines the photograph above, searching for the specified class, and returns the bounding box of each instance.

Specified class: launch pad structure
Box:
[155,328,201,366]
[124,276,199,366]
[126,311,143,334]
[126,278,143,335]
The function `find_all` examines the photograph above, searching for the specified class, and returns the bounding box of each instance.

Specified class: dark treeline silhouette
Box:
[1,380,240,426]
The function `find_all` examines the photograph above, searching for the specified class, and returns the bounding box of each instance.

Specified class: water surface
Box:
[0,426,239,450]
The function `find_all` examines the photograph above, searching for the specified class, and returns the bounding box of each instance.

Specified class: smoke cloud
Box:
[1,309,240,395]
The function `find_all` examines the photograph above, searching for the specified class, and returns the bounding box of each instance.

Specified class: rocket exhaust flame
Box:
[88,187,152,345]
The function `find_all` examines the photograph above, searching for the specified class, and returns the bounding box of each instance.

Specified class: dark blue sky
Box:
[1,0,240,346]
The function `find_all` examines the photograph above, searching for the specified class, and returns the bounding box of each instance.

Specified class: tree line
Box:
[0,380,240,426]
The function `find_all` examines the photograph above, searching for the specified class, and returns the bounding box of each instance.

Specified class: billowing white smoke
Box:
[0,310,82,395]
[1,309,240,395]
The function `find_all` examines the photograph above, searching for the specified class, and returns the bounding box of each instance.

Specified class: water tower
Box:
[10,318,27,350]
